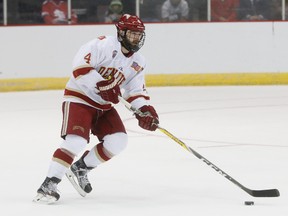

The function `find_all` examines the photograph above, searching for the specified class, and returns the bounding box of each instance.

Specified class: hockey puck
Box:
[244,201,254,205]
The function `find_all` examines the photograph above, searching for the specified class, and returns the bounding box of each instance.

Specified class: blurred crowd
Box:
[0,0,287,25]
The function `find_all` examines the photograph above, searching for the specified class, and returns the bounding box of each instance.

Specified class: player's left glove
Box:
[135,105,159,131]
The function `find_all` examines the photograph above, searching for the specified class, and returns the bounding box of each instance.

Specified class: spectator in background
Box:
[104,0,123,23]
[238,0,270,21]
[42,0,78,24]
[211,0,239,22]
[161,0,190,22]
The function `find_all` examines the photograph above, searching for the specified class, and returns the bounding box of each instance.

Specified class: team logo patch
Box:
[72,125,85,133]
[112,50,118,58]
[131,61,143,72]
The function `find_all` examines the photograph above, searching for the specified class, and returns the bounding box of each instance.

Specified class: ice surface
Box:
[0,86,287,216]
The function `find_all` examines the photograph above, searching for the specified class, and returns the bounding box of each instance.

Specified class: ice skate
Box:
[66,157,93,197]
[33,177,61,204]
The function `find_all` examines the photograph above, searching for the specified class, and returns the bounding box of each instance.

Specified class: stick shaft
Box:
[118,96,280,197]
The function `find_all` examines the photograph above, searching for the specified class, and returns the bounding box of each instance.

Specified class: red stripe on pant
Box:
[53,148,74,165]
[96,143,111,161]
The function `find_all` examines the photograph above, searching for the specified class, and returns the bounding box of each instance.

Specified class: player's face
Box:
[126,30,144,46]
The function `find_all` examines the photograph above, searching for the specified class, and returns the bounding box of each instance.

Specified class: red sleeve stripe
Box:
[64,88,112,110]
[126,95,150,103]
[73,67,94,79]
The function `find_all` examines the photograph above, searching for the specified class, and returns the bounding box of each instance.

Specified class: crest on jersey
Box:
[112,50,118,58]
[131,61,143,72]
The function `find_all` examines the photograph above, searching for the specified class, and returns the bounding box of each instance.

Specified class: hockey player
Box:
[33,14,159,203]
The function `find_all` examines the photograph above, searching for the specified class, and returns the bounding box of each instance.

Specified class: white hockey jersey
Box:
[64,35,150,111]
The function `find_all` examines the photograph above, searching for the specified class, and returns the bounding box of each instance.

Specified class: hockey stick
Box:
[118,96,280,198]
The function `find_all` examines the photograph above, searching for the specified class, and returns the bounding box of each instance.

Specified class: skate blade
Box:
[65,169,87,197]
[33,193,57,204]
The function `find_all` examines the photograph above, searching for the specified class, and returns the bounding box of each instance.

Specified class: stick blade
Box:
[247,188,280,197]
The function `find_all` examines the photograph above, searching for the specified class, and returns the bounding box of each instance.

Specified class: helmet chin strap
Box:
[121,46,129,53]
[121,45,134,57]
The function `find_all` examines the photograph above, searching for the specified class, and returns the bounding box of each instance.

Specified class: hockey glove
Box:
[96,77,121,104]
[135,105,159,131]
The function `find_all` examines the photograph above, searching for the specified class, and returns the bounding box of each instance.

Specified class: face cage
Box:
[119,30,146,53]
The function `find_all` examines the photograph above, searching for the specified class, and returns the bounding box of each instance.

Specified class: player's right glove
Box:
[135,105,159,131]
[96,77,121,104]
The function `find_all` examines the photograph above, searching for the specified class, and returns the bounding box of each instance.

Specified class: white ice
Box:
[0,86,287,216]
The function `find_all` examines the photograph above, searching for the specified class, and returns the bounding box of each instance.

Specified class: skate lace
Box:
[42,181,58,194]
[75,167,90,187]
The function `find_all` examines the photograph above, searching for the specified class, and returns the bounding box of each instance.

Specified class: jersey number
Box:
[84,53,91,64]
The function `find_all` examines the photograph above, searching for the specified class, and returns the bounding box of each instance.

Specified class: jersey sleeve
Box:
[73,39,100,70]
[68,38,107,103]
[122,65,151,110]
